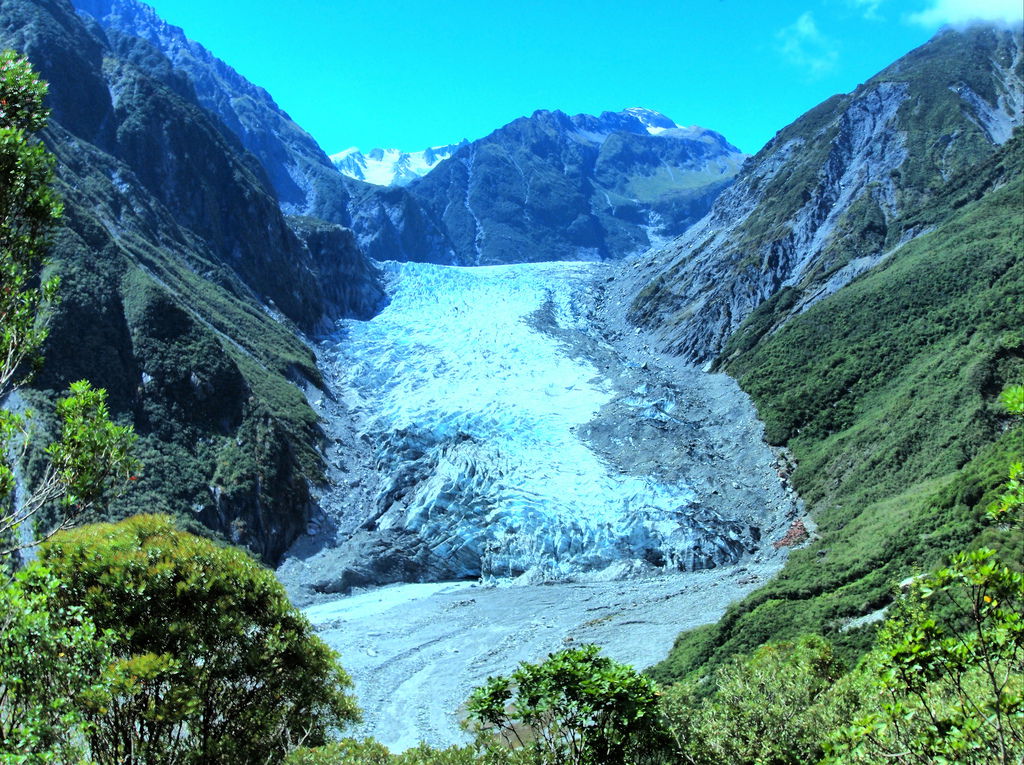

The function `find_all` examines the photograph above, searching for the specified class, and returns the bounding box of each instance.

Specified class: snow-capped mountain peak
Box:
[563,107,715,144]
[622,107,679,134]
[331,141,468,187]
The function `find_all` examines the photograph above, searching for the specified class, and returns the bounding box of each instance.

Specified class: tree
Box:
[38,514,360,764]
[465,645,667,765]
[0,48,137,765]
[0,50,137,557]
[0,49,60,396]
[0,565,114,764]
[827,549,1023,764]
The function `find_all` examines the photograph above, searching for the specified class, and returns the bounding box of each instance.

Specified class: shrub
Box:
[828,548,1024,764]
[0,565,114,763]
[466,644,667,764]
[661,634,866,764]
[39,514,359,763]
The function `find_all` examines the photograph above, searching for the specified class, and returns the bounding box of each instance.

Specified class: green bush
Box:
[661,634,866,765]
[828,548,1024,764]
[466,645,667,764]
[38,514,359,764]
[0,565,114,763]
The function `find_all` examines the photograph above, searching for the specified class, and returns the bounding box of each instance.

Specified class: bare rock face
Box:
[74,0,358,223]
[628,26,1023,366]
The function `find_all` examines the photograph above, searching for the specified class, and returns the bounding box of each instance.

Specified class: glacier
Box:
[273,258,803,748]
[279,258,800,749]
[281,260,794,597]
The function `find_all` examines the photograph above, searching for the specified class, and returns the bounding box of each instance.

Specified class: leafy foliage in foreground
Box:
[829,549,1024,764]
[0,49,61,396]
[0,566,113,763]
[466,645,666,765]
[37,514,359,764]
[659,546,1022,765]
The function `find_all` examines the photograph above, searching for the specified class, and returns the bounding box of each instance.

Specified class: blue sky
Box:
[143,0,1023,156]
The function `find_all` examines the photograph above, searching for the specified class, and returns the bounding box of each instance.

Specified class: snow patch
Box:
[331,141,468,186]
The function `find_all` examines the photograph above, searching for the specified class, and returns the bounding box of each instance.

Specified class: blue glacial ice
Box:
[312,260,757,583]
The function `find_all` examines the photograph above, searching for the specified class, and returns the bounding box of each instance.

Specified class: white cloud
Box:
[777,12,839,78]
[909,0,1024,27]
[851,0,885,21]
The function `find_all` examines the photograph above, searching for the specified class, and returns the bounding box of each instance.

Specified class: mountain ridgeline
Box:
[75,0,748,266]
[72,0,362,224]
[350,108,745,265]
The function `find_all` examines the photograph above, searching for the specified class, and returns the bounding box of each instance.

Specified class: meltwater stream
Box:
[278,260,800,749]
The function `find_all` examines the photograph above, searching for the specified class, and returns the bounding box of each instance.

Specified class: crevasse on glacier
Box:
[322,261,750,582]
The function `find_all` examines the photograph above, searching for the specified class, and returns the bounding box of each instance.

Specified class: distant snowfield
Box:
[288,260,797,750]
[331,143,465,186]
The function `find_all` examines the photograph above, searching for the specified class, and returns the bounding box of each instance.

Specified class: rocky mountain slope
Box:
[622,26,1024,682]
[74,0,746,266]
[331,142,469,187]
[73,0,362,224]
[363,108,746,265]
[1,0,382,562]
[626,25,1023,364]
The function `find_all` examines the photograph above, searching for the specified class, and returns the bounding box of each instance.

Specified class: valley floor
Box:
[278,259,801,749]
[304,562,782,749]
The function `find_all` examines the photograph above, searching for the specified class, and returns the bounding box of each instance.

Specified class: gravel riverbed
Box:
[303,560,781,750]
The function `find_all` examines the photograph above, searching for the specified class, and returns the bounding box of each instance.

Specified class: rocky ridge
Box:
[73,0,361,223]
[627,25,1023,365]
[74,0,748,268]
[2,0,382,562]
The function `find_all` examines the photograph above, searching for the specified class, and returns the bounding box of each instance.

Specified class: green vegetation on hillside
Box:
[0,0,356,562]
[653,134,1024,684]
[27,185,326,558]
